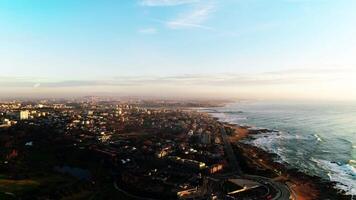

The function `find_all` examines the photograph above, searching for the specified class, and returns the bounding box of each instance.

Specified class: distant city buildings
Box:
[0,99,255,199]
[20,110,29,120]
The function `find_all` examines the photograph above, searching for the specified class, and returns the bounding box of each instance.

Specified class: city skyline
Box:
[1,0,356,100]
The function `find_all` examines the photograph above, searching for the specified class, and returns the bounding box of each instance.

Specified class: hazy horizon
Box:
[1,0,356,101]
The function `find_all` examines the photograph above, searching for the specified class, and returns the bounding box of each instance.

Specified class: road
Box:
[220,126,292,200]
[244,175,292,200]
[220,127,243,175]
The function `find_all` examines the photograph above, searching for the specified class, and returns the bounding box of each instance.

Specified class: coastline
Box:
[219,121,352,200]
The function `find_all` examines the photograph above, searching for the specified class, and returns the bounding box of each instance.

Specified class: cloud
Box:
[1,67,356,101]
[2,67,355,89]
[33,83,41,88]
[166,1,216,30]
[138,28,158,34]
[140,0,216,30]
[140,0,198,6]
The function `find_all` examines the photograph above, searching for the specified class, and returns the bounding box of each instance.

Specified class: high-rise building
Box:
[20,110,29,120]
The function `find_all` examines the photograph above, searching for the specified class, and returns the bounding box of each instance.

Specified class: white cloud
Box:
[140,0,198,6]
[2,67,356,101]
[3,67,355,88]
[166,1,216,30]
[33,83,41,88]
[138,28,158,34]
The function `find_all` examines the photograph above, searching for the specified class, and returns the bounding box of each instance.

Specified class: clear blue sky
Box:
[1,0,356,100]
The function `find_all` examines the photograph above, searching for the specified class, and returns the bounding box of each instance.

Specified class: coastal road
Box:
[220,127,243,175]
[220,125,292,200]
[244,175,292,200]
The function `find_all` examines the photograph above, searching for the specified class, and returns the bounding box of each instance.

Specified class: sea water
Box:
[206,101,356,195]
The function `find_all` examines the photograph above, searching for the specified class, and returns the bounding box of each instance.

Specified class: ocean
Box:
[205,101,356,195]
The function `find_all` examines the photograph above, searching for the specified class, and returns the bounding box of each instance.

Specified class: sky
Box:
[1,0,356,101]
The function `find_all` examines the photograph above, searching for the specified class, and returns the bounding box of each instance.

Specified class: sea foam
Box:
[313,134,323,142]
[205,102,356,196]
[311,158,356,195]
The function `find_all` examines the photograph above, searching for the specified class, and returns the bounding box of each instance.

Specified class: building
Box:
[167,156,207,171]
[201,132,212,144]
[20,110,29,120]
[209,164,224,174]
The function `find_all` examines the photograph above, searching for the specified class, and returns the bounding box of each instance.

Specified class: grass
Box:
[0,174,74,195]
[0,192,16,200]
[0,179,40,194]
[0,174,7,179]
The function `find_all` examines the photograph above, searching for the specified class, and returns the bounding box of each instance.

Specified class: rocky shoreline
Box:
[222,122,353,200]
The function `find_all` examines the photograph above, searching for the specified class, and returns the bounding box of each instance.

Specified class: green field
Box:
[0,179,40,193]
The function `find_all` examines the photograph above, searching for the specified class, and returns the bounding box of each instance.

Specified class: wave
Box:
[221,111,244,114]
[349,160,356,168]
[209,112,248,123]
[239,124,356,196]
[313,134,323,142]
[208,105,356,196]
[311,158,356,195]
[243,132,294,163]
[248,131,309,141]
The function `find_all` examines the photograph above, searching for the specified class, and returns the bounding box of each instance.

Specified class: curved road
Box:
[220,126,292,200]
